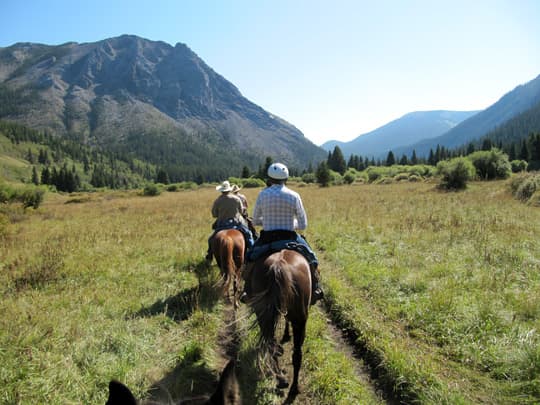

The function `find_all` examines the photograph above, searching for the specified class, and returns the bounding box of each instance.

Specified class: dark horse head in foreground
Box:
[210,229,245,308]
[245,249,311,401]
[106,360,240,405]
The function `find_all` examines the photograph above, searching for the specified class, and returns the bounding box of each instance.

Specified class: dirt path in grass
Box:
[320,306,399,405]
[215,298,395,404]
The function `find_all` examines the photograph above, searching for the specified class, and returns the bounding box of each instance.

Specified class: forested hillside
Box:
[0,120,152,190]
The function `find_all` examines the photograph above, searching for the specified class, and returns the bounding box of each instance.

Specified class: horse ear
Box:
[106,380,138,405]
[208,360,240,405]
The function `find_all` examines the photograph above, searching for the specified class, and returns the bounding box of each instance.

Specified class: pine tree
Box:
[399,154,408,165]
[41,166,51,185]
[328,146,347,174]
[411,150,418,165]
[435,145,442,164]
[241,166,250,178]
[482,139,493,151]
[31,166,39,185]
[428,149,435,166]
[156,168,170,184]
[519,139,529,161]
[316,161,331,187]
[27,149,35,164]
[258,156,273,178]
[386,151,396,166]
[528,132,540,170]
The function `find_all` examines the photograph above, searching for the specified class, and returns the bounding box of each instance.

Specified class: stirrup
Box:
[310,288,324,305]
[239,291,249,304]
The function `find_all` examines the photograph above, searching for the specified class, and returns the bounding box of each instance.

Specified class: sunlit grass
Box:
[306,180,540,403]
[1,179,539,403]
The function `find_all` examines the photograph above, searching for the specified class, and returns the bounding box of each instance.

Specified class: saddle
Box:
[247,230,316,266]
[212,219,254,248]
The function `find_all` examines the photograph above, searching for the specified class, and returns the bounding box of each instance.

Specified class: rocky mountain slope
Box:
[0,35,325,177]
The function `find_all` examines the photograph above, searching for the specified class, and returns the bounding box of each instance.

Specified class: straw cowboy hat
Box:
[231,184,242,193]
[216,180,233,192]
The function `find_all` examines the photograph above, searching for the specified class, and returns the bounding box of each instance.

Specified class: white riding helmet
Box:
[267,162,289,180]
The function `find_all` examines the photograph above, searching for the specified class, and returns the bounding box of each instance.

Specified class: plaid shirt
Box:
[252,184,307,231]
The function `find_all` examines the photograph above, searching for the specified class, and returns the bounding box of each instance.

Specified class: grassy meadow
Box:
[1,179,539,404]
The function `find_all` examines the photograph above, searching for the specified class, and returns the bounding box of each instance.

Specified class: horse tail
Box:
[253,256,295,348]
[219,235,236,287]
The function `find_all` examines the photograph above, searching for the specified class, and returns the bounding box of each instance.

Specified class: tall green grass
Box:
[306,180,540,403]
[1,180,538,403]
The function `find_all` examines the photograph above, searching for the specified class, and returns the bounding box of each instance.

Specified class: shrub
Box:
[329,170,343,185]
[511,160,528,173]
[0,183,45,208]
[19,187,45,209]
[301,172,317,184]
[143,183,161,196]
[366,167,385,183]
[0,213,9,240]
[178,182,198,190]
[468,149,511,180]
[394,173,410,182]
[408,165,434,177]
[166,184,179,192]
[512,173,540,202]
[0,182,15,203]
[241,177,266,188]
[364,165,431,183]
[343,169,357,184]
[528,190,540,206]
[437,157,476,190]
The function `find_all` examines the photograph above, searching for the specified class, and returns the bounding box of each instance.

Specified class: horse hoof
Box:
[275,345,284,357]
[276,375,289,389]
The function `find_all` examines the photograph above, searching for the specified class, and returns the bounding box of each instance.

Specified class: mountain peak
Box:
[0,35,325,178]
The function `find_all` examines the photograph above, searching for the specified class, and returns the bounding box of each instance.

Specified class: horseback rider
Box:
[240,163,324,305]
[205,180,254,262]
[231,184,258,239]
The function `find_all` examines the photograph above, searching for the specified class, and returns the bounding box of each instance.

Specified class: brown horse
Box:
[210,229,245,308]
[246,249,311,400]
[106,360,240,404]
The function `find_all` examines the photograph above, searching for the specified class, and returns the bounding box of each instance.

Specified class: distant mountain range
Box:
[323,74,540,159]
[391,74,540,158]
[1,34,539,175]
[322,110,478,157]
[0,35,325,179]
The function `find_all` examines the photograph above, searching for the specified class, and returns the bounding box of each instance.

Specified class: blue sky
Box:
[2,1,540,145]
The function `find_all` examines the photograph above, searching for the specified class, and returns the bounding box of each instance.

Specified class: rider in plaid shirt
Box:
[241,162,323,305]
[252,182,307,231]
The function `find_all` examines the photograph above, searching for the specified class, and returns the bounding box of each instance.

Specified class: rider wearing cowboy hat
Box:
[205,180,253,262]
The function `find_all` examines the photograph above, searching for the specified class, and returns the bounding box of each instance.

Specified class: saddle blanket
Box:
[247,239,316,265]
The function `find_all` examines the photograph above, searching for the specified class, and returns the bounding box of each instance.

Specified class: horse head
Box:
[106,360,240,405]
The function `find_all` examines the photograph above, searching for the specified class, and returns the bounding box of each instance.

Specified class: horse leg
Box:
[289,319,306,397]
[232,273,239,309]
[281,321,291,344]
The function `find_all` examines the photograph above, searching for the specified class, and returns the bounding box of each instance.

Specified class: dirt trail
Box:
[215,297,396,404]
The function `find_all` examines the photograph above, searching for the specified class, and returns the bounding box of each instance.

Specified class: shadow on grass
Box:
[147,343,218,403]
[238,345,262,404]
[132,259,223,322]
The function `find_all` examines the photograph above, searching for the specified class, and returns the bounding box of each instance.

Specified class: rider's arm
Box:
[252,195,263,226]
[295,196,307,230]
